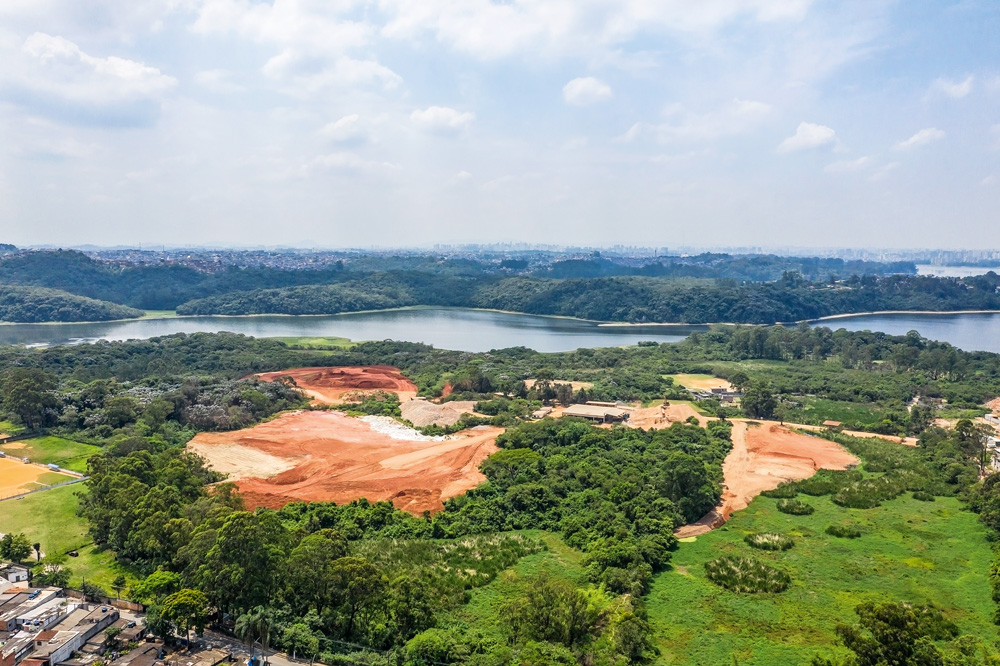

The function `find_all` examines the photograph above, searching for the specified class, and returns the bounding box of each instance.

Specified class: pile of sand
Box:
[400,400,479,427]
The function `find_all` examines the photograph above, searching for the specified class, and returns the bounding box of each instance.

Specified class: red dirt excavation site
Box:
[190,366,499,514]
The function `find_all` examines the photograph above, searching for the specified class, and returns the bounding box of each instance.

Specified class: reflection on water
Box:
[0,308,706,353]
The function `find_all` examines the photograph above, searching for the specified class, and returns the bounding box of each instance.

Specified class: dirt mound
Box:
[255,366,418,404]
[401,400,479,427]
[986,397,1000,413]
[188,410,500,515]
[675,421,858,538]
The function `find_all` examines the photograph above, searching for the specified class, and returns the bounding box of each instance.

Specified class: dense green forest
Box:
[3,327,1000,663]
[0,285,143,322]
[2,249,994,324]
[176,272,1000,324]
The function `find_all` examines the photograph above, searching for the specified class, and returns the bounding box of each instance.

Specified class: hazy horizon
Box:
[1,1,998,249]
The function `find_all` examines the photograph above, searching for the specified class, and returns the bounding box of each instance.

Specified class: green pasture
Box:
[649,492,996,665]
[273,336,357,350]
[1,436,101,473]
[0,420,24,436]
[0,483,131,592]
[783,397,887,428]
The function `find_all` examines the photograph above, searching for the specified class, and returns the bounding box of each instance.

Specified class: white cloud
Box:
[379,0,813,60]
[562,77,612,106]
[982,175,997,187]
[777,122,836,153]
[930,75,974,98]
[824,156,871,174]
[191,0,399,91]
[893,127,945,151]
[321,114,363,142]
[194,69,243,93]
[19,32,176,103]
[410,106,475,133]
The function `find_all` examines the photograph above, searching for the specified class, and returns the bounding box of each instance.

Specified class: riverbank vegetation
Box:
[0,285,142,322]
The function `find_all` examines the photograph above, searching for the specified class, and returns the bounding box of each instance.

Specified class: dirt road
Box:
[674,420,859,538]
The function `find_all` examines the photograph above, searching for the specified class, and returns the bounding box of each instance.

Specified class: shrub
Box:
[777,499,815,515]
[825,525,861,539]
[705,556,790,593]
[744,533,794,551]
[762,483,799,499]
[832,475,906,509]
[912,491,935,502]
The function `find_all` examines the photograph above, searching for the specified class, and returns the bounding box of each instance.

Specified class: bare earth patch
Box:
[255,366,418,404]
[187,410,500,515]
[674,421,858,538]
[401,400,480,427]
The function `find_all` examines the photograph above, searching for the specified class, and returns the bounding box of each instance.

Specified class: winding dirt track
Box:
[674,420,859,537]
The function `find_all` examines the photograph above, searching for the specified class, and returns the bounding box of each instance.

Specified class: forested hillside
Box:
[0,285,142,322]
[0,249,994,324]
[178,272,1000,324]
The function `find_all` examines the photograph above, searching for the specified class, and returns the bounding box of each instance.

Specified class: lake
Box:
[811,312,1000,353]
[0,308,705,353]
[3,307,999,354]
[915,264,1000,278]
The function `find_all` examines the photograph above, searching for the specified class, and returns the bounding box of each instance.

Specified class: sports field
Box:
[0,436,100,474]
[0,456,77,499]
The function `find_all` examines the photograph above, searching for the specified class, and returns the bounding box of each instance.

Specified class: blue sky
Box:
[0,0,997,249]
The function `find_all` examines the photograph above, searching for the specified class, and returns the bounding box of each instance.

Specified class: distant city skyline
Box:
[0,1,998,248]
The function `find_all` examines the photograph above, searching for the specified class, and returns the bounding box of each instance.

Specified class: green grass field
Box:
[437,532,587,640]
[784,397,887,427]
[0,420,24,436]
[1,436,101,473]
[0,483,132,592]
[649,492,996,665]
[273,336,357,350]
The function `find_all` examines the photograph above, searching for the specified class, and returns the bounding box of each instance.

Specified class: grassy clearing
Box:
[1,436,101,473]
[436,531,587,641]
[784,397,886,427]
[0,420,24,436]
[0,484,131,592]
[649,492,996,665]
[273,336,357,349]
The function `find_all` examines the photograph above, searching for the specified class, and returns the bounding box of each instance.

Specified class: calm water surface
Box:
[0,308,705,353]
[811,312,1000,353]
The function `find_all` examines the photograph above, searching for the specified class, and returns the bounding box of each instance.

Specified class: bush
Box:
[912,491,936,502]
[705,556,790,593]
[762,483,799,499]
[744,533,794,551]
[832,475,906,509]
[776,499,815,515]
[825,525,861,539]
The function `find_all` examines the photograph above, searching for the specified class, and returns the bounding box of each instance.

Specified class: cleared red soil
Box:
[255,366,418,404]
[675,421,859,537]
[188,410,500,515]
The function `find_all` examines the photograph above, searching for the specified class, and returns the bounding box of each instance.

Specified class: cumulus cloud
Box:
[303,151,400,176]
[930,75,974,98]
[321,114,363,142]
[410,106,475,133]
[777,122,837,153]
[0,32,176,125]
[379,0,812,60]
[562,77,612,106]
[893,127,945,151]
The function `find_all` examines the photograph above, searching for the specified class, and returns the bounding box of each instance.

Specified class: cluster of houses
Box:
[0,567,231,666]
